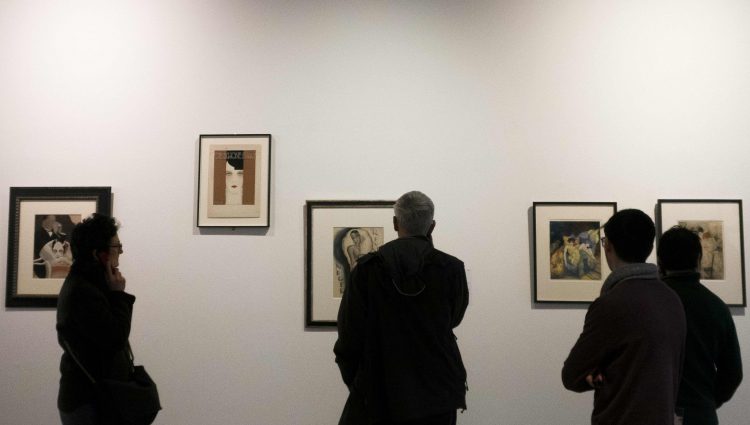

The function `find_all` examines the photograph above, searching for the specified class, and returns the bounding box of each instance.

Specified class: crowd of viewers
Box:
[54,193,742,425]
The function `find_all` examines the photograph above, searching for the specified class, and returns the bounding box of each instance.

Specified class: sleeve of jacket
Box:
[333,261,369,388]
[561,298,615,392]
[450,260,469,328]
[72,285,135,354]
[714,308,743,407]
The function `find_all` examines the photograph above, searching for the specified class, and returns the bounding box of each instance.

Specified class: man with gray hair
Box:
[334,191,469,425]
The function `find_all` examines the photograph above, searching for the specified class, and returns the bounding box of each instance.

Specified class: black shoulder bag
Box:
[62,339,161,425]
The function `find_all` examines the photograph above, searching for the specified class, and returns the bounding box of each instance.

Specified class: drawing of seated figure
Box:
[550,224,601,280]
[345,229,378,270]
[555,234,599,279]
[36,238,73,279]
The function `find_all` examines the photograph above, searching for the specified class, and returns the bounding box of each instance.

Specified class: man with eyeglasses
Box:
[562,209,687,425]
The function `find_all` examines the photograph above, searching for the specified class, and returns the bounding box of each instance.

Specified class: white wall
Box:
[1,0,749,423]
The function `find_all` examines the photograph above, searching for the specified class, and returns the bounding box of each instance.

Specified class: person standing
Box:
[56,214,133,424]
[562,209,686,425]
[658,226,743,424]
[334,191,469,425]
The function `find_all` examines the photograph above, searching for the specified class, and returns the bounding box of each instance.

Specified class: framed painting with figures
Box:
[305,200,396,327]
[533,202,617,303]
[6,187,112,307]
[197,134,272,227]
[657,199,746,306]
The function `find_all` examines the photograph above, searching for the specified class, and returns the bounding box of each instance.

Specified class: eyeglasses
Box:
[109,244,123,250]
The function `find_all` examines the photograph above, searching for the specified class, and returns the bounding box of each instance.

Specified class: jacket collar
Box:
[600,263,659,295]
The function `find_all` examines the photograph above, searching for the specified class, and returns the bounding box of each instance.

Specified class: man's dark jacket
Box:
[56,260,135,412]
[334,236,468,424]
[562,264,686,425]
[663,271,743,424]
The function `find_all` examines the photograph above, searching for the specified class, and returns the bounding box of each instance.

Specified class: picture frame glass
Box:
[6,187,112,307]
[306,201,397,326]
[198,134,271,227]
[658,200,745,306]
[534,203,617,303]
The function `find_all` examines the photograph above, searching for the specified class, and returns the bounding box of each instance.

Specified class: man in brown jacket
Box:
[562,209,686,425]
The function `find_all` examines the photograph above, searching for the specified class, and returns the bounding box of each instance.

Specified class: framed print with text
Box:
[6,187,112,307]
[197,134,271,227]
[657,199,746,306]
[305,200,396,327]
[533,202,617,303]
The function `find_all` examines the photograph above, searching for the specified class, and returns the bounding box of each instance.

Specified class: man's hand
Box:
[586,372,605,388]
[105,260,126,292]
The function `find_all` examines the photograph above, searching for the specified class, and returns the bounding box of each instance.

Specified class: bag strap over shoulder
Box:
[61,338,97,385]
[61,338,136,384]
[126,342,135,365]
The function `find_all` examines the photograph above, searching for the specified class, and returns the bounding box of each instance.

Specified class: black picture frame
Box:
[656,199,746,307]
[533,201,617,303]
[6,187,112,307]
[197,134,272,228]
[305,200,396,327]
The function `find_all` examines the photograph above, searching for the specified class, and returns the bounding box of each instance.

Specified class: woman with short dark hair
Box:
[56,213,132,424]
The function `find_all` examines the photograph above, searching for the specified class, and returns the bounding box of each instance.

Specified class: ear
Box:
[427,220,436,236]
[94,249,109,264]
[393,216,399,232]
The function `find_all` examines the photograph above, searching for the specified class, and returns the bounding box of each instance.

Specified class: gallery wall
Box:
[1,0,749,423]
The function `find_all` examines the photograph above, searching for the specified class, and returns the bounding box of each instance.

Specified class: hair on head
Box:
[603,209,655,263]
[70,213,119,262]
[657,225,703,272]
[394,191,434,236]
[226,151,244,170]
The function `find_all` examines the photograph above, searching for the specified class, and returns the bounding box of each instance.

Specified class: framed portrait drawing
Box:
[197,134,272,227]
[305,200,397,327]
[6,187,112,307]
[533,202,617,303]
[657,199,746,306]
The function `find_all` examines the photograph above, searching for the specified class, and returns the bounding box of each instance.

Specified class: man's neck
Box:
[397,234,428,241]
[608,257,629,271]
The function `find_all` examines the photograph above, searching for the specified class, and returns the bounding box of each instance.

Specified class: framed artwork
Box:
[305,200,397,327]
[657,199,746,306]
[533,202,617,303]
[197,134,272,227]
[6,187,112,307]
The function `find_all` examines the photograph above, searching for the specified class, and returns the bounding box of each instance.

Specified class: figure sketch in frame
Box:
[549,221,602,280]
[33,214,80,279]
[679,220,724,280]
[212,150,257,206]
[332,227,384,297]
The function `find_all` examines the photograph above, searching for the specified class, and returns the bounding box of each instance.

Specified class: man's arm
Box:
[71,283,135,354]
[333,262,369,388]
[451,261,469,328]
[715,311,743,407]
[561,299,613,392]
